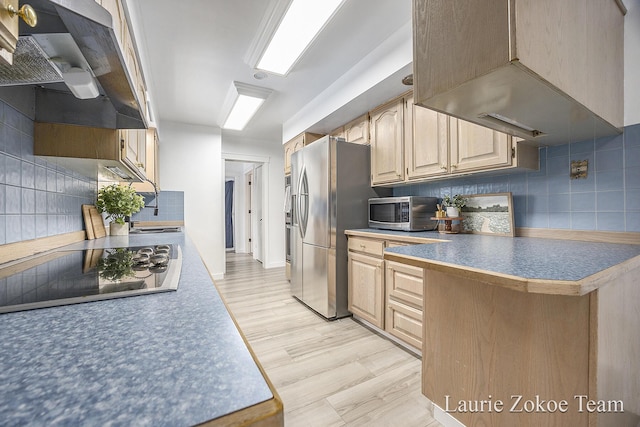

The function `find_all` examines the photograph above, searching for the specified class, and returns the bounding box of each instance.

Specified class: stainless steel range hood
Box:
[0,0,146,129]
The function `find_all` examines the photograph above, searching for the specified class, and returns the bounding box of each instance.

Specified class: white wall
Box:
[625,0,640,126]
[222,135,285,270]
[159,121,224,278]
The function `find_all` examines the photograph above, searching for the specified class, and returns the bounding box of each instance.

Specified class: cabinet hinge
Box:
[248,209,252,214]
[120,139,125,150]
[512,147,516,158]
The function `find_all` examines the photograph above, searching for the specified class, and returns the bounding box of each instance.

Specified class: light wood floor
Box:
[215,253,443,427]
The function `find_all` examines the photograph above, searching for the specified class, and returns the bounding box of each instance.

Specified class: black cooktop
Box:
[0,244,182,314]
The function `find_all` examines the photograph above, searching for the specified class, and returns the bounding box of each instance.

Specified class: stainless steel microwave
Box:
[368,196,438,231]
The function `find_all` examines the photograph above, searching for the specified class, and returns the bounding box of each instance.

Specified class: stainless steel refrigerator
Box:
[291,135,381,319]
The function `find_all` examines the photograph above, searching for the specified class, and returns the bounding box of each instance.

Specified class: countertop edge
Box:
[198,398,283,427]
[384,245,640,296]
[208,265,284,426]
[344,229,446,244]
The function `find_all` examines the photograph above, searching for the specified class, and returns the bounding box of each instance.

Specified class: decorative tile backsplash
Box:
[394,123,640,233]
[0,100,96,245]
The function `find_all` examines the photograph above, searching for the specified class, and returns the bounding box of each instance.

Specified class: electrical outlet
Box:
[570,160,588,179]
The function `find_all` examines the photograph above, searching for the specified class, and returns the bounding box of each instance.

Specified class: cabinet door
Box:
[121,129,146,172]
[343,114,369,145]
[283,139,294,175]
[128,129,159,192]
[405,94,449,179]
[450,118,511,173]
[348,252,384,328]
[0,0,18,65]
[370,98,404,185]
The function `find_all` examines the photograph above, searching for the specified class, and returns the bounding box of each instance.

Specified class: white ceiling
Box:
[129,0,412,142]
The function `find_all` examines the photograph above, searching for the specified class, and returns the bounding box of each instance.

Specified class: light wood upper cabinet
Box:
[449,118,511,173]
[330,114,369,144]
[405,93,449,180]
[121,129,146,173]
[34,123,146,181]
[97,0,149,126]
[343,114,369,145]
[128,129,159,192]
[412,0,624,144]
[0,0,18,65]
[283,132,323,175]
[370,96,405,185]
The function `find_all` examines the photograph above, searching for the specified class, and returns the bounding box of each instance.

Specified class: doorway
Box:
[223,157,268,272]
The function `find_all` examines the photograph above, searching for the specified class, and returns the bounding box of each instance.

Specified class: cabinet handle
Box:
[360,244,366,249]
[7,4,37,27]
[441,164,447,170]
[451,164,458,169]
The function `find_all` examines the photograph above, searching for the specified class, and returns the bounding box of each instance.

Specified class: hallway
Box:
[214,253,441,427]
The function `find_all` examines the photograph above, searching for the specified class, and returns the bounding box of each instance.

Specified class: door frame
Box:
[222,153,270,276]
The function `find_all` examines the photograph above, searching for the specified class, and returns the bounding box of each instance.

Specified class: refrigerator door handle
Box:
[298,167,309,238]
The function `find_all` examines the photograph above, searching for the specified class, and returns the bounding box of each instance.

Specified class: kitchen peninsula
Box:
[0,232,282,426]
[365,229,640,427]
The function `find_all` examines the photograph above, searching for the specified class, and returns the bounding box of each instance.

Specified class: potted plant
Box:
[96,184,145,235]
[442,194,467,218]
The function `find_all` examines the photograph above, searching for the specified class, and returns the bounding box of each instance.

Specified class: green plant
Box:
[96,184,145,225]
[442,194,467,209]
[98,248,135,281]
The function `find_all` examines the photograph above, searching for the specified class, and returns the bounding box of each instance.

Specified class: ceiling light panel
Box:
[222,82,272,131]
[257,0,345,76]
[223,95,265,131]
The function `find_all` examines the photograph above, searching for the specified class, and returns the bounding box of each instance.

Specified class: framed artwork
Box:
[460,192,514,236]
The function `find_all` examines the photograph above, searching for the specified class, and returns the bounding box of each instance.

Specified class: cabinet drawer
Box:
[386,298,422,350]
[386,260,423,309]
[348,237,384,257]
[386,241,408,248]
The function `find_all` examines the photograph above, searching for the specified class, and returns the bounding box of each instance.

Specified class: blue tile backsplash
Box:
[0,100,96,245]
[394,123,640,233]
[130,191,184,222]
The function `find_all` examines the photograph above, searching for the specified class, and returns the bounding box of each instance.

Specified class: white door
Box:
[246,170,253,255]
[252,165,263,263]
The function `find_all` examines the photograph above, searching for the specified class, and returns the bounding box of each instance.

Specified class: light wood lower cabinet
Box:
[385,260,424,349]
[347,236,425,351]
[348,251,384,328]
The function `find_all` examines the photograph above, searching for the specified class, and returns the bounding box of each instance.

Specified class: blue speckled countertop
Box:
[347,229,640,295]
[0,233,274,426]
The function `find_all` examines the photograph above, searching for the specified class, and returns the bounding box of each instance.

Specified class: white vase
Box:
[110,222,129,236]
[446,207,459,218]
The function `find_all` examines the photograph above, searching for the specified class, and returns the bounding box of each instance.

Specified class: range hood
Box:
[0,0,146,129]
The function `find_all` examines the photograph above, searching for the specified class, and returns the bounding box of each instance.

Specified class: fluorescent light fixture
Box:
[222,82,272,131]
[256,0,344,75]
[61,67,99,99]
[479,112,545,138]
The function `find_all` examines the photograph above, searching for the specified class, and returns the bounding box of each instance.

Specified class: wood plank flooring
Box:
[215,253,443,427]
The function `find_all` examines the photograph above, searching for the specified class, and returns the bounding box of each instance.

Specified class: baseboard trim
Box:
[516,227,640,245]
[264,261,286,269]
[0,231,86,265]
[434,404,466,427]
